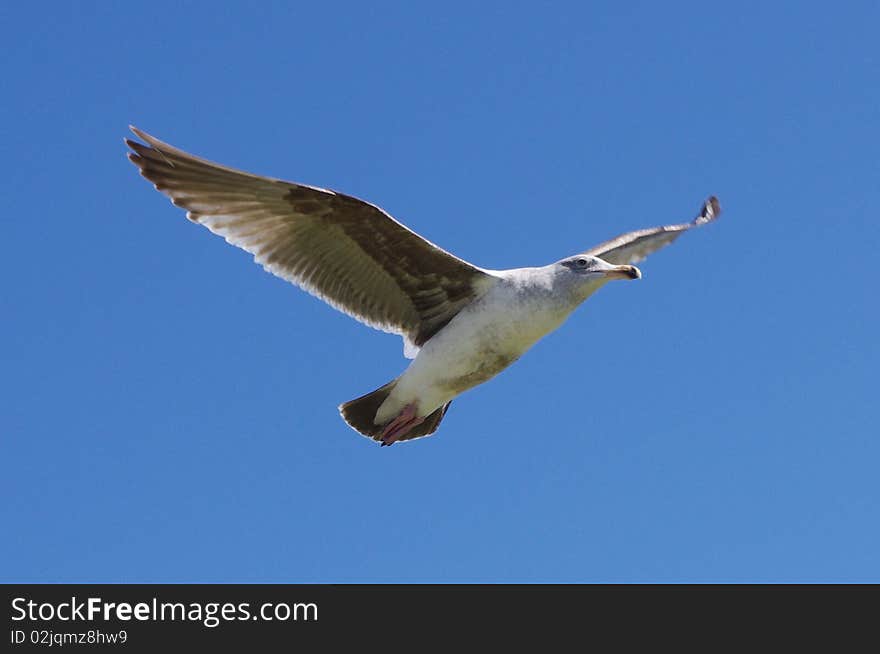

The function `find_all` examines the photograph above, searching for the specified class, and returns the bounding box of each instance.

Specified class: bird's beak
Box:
[602,264,642,280]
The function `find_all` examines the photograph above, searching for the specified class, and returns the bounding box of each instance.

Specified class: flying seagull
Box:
[125,127,721,446]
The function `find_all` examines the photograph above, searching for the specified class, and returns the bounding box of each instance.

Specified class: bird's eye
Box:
[576,258,588,267]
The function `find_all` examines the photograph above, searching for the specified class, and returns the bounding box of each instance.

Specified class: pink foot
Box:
[379,403,424,446]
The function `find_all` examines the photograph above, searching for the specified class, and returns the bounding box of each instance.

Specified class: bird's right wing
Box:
[583,196,721,265]
[126,127,495,357]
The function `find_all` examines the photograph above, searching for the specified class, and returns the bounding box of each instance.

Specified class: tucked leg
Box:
[379,403,424,446]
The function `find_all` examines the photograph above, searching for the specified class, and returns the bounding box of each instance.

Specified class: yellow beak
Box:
[602,264,641,280]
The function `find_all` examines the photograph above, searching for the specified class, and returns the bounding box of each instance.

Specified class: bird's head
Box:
[559,254,641,280]
[554,254,641,301]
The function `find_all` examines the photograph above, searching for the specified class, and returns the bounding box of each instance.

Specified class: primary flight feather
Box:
[126,126,720,445]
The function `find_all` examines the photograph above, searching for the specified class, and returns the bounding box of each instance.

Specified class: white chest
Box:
[391,275,577,412]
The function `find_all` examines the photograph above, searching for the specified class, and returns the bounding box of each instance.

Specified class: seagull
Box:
[126,127,721,446]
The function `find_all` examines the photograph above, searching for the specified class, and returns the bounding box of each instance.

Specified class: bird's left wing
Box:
[583,196,721,265]
[126,127,494,358]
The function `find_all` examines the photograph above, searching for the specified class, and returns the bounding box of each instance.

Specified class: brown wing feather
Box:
[126,127,493,350]
[584,196,721,265]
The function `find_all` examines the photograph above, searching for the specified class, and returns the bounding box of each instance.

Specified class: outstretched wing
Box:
[126,127,494,357]
[584,196,721,265]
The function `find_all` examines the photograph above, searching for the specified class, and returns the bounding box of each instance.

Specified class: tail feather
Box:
[339,380,451,444]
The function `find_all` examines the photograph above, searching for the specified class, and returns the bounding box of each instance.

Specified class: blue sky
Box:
[2,1,878,582]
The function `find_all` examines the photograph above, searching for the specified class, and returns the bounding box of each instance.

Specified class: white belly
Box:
[376,278,575,422]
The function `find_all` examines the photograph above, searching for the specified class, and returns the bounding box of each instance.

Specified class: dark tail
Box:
[338,379,452,444]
